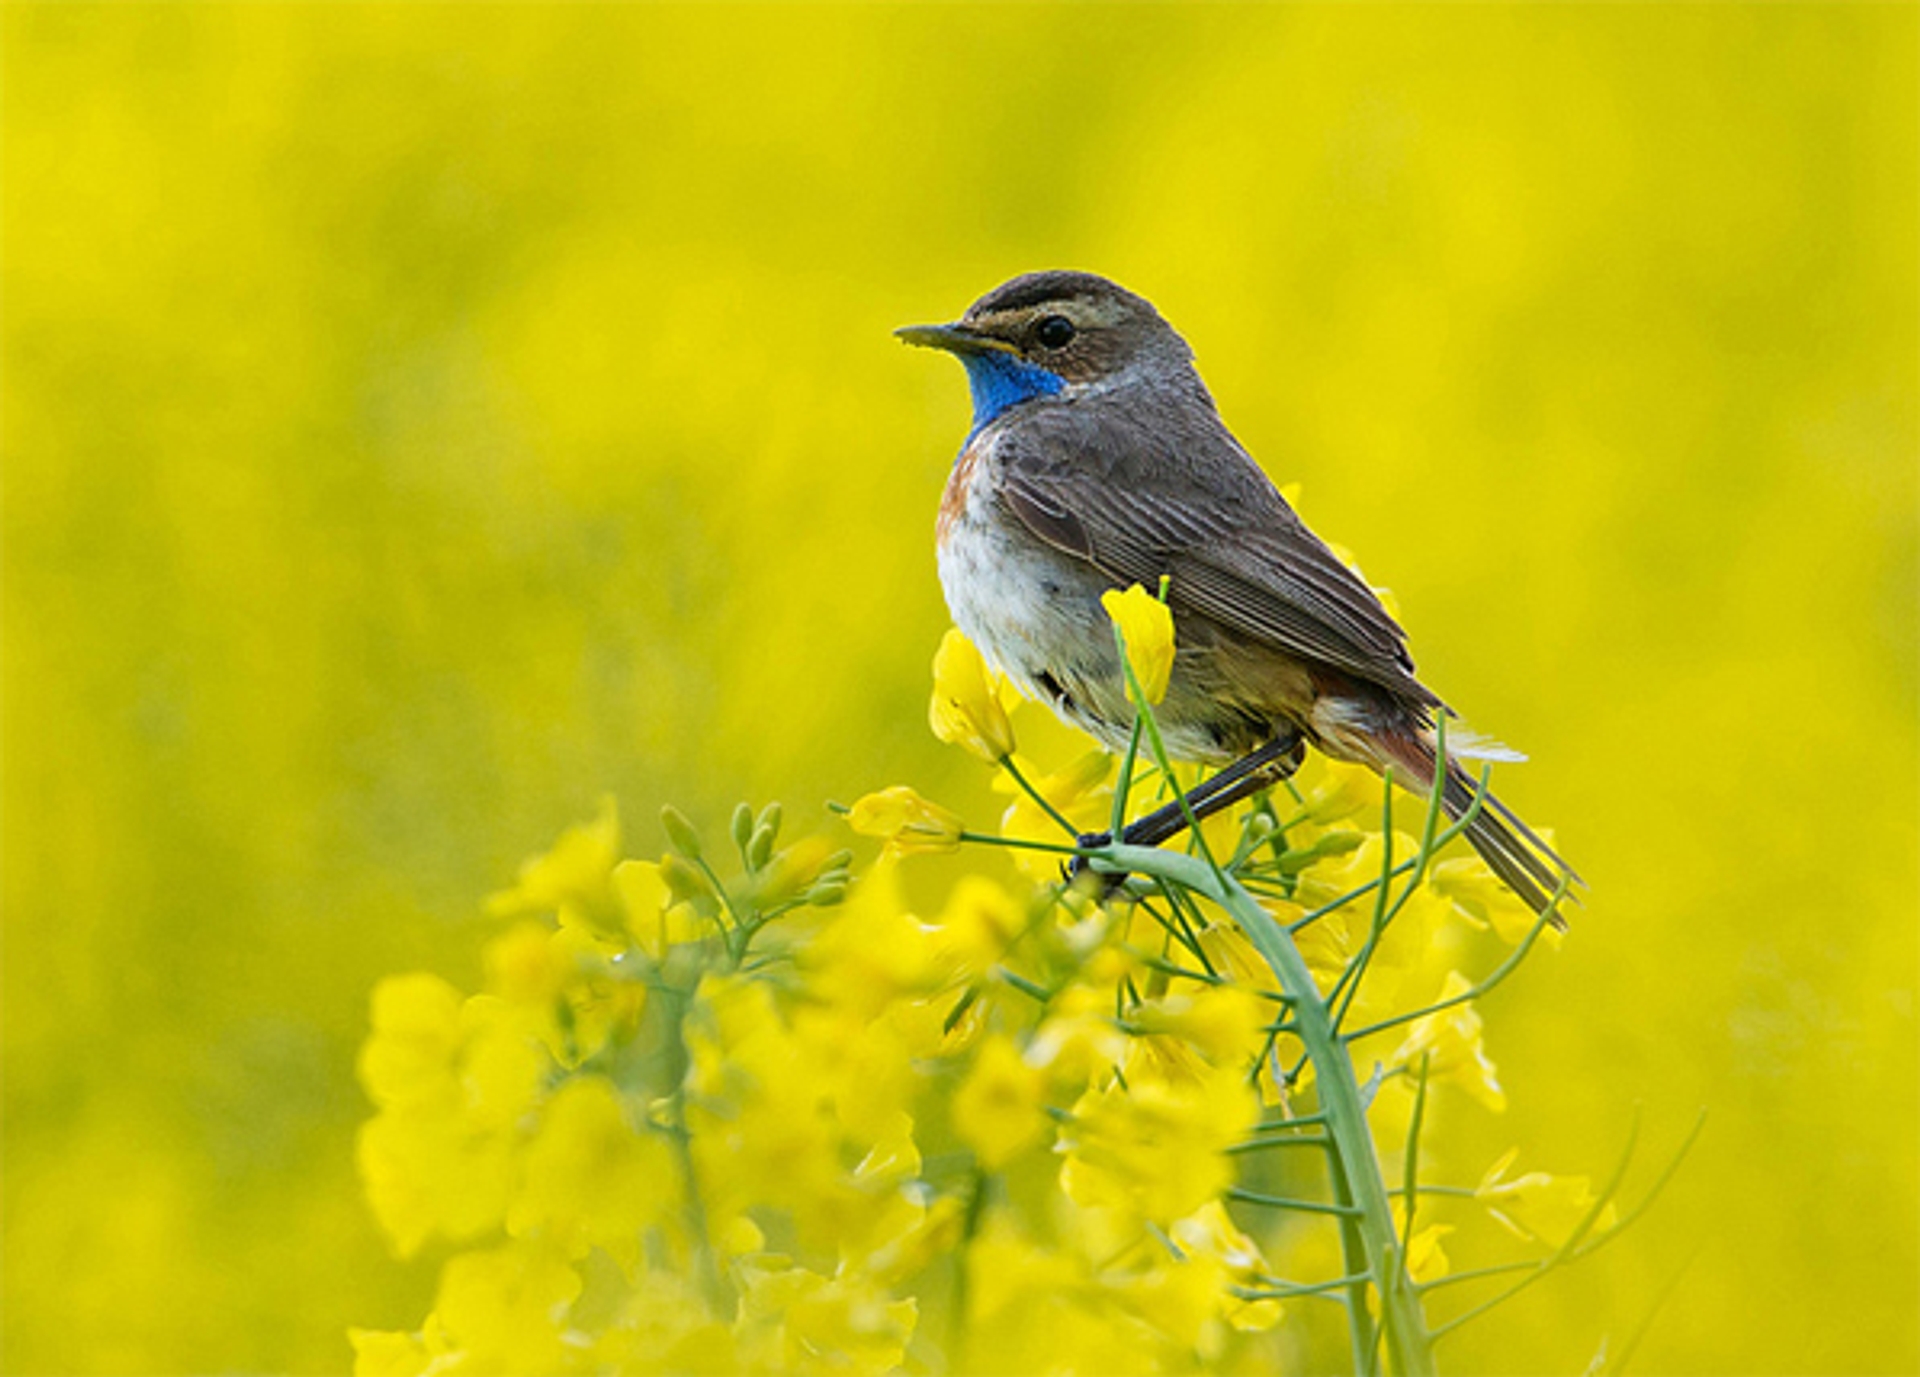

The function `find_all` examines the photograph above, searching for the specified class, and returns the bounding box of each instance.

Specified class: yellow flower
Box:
[458,997,548,1130]
[1295,757,1386,825]
[860,1194,966,1287]
[953,1034,1051,1167]
[1107,1251,1223,1351]
[1430,854,1562,947]
[755,833,839,905]
[356,978,527,1256]
[1197,920,1289,1001]
[1027,985,1131,1087]
[347,1328,431,1377]
[682,974,893,1254]
[801,864,946,1018]
[736,1260,918,1377]
[929,627,1016,762]
[960,1221,1113,1367]
[591,1270,734,1373]
[482,919,565,1007]
[611,858,708,960]
[1476,1147,1618,1246]
[1101,583,1176,706]
[357,1107,514,1257]
[485,795,623,932]
[847,785,963,856]
[1291,831,1448,1024]
[1170,1201,1286,1333]
[1390,970,1506,1112]
[928,873,1024,978]
[1059,1064,1258,1224]
[996,749,1112,877]
[507,1076,679,1261]
[478,921,625,1066]
[1400,1217,1455,1286]
[357,974,464,1111]
[1129,984,1267,1065]
[432,1241,581,1375]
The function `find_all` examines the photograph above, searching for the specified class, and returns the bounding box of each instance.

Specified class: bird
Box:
[897,270,1575,920]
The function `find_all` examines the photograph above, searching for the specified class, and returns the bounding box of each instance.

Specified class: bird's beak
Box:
[894,321,1019,356]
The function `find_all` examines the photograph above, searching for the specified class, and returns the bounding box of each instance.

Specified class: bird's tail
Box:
[1373,726,1578,929]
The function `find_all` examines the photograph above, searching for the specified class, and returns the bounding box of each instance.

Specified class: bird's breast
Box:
[935,445,979,549]
[935,436,1137,749]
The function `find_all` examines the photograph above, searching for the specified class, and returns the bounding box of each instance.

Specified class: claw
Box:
[1064,830,1129,897]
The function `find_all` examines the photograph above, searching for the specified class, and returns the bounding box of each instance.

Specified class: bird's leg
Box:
[1071,730,1304,883]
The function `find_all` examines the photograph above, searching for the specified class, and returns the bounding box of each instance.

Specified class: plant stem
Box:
[999,755,1080,838]
[1100,841,1438,1377]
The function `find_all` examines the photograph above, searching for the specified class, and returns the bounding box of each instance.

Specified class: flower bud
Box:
[660,806,703,861]
[755,802,783,846]
[659,853,713,904]
[756,835,835,905]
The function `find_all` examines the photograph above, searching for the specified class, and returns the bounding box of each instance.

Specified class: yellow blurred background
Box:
[4,4,1913,1373]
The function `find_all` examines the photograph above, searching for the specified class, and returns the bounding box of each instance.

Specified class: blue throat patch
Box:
[960,352,1065,439]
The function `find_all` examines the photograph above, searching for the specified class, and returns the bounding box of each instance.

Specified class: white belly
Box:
[936,452,1133,751]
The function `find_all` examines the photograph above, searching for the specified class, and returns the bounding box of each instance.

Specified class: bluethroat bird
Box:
[899,270,1575,919]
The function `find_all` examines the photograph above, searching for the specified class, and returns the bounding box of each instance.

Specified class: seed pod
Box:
[660,806,703,861]
[1273,830,1364,875]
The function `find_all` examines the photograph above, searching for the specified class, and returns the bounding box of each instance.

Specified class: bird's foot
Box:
[1064,830,1131,896]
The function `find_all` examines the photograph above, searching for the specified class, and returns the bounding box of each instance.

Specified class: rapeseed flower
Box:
[1391,970,1507,1112]
[354,697,1601,1372]
[1431,853,1560,946]
[506,1077,679,1261]
[847,785,963,856]
[1101,583,1177,705]
[996,748,1112,876]
[929,627,1016,762]
[486,794,623,934]
[432,1241,582,1374]
[1060,1066,1259,1224]
[1477,1147,1619,1246]
[1405,1223,1455,1285]
[952,1033,1050,1167]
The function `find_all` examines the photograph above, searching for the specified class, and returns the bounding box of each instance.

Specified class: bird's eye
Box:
[1034,315,1076,350]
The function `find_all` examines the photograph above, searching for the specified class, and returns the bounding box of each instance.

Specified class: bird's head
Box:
[897,271,1195,439]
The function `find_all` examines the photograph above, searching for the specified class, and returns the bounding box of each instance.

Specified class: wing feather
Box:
[995,409,1437,707]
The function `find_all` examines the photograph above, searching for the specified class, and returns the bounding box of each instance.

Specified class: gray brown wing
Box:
[994,416,1440,708]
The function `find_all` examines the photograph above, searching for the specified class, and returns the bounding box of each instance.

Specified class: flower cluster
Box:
[351,595,1626,1375]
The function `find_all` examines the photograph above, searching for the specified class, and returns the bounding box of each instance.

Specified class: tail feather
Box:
[1377,728,1579,929]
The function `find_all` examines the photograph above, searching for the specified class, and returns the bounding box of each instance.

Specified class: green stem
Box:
[955,828,1080,856]
[950,1166,991,1367]
[1228,1187,1363,1218]
[654,984,732,1317]
[999,755,1080,838]
[1110,717,1145,839]
[1099,841,1438,1377]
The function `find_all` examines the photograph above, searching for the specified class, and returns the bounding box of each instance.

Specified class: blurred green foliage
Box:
[3,4,1914,1373]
